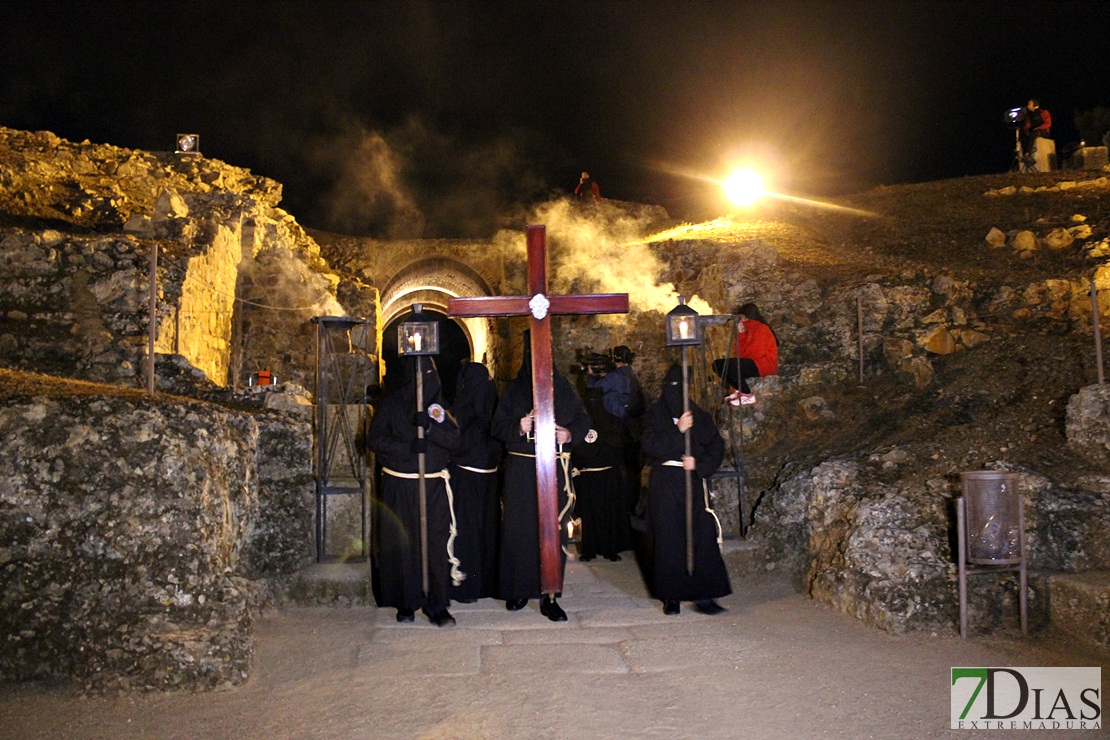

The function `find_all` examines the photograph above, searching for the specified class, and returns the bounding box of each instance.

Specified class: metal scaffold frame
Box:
[692,313,749,538]
[312,315,376,562]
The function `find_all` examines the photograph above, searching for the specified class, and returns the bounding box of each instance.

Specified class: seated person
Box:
[1018,99,1052,163]
[712,302,778,406]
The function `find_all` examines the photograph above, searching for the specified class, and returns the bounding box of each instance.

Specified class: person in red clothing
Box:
[575,171,601,201]
[712,302,778,406]
[1018,99,1052,165]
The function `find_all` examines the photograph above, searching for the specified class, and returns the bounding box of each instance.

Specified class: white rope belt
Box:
[572,466,613,476]
[660,460,723,544]
[455,465,498,475]
[508,449,576,524]
[381,466,465,586]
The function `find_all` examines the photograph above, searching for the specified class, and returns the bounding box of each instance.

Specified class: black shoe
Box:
[540,597,567,622]
[505,599,528,611]
[578,554,596,562]
[455,598,477,604]
[694,600,726,615]
[604,553,622,562]
[663,600,680,615]
[396,608,415,623]
[423,607,456,627]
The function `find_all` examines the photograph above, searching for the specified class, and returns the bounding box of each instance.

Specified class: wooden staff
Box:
[415,355,429,596]
[682,345,694,575]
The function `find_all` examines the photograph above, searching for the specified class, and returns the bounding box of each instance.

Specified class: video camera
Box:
[574,349,615,376]
[1005,107,1024,127]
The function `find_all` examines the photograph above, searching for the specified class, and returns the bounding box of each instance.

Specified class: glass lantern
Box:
[397,303,440,356]
[665,296,701,346]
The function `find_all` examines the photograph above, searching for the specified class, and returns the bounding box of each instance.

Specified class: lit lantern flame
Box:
[723,168,765,207]
[678,317,690,340]
[412,330,422,352]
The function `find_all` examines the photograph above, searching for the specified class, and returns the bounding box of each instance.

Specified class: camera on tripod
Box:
[574,349,615,376]
[1005,107,1024,127]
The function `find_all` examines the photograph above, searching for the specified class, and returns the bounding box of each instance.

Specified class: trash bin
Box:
[960,471,1022,565]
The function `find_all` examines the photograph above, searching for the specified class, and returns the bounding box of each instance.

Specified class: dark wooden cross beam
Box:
[448,224,629,595]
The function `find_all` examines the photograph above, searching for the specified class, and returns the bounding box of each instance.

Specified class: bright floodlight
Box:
[723,168,765,206]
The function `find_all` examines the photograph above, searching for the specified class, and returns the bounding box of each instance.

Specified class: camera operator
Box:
[1017,99,1052,165]
[583,352,626,422]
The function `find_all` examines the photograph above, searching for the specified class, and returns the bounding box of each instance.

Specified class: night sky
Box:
[2,1,1109,238]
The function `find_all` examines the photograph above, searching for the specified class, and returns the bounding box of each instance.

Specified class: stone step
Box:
[287,537,771,608]
[720,536,775,580]
[288,561,373,606]
[1047,570,1110,652]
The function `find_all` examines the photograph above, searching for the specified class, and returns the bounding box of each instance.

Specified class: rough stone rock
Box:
[799,395,835,421]
[0,392,313,691]
[985,227,1006,247]
[883,337,913,369]
[1068,223,1092,240]
[952,328,990,349]
[755,458,956,634]
[1042,228,1074,250]
[1066,384,1110,467]
[899,355,934,387]
[1010,230,1037,252]
[921,325,956,355]
[1047,572,1110,651]
[153,188,189,221]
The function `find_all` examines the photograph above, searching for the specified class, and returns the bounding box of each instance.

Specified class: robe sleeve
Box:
[640,403,684,463]
[690,407,725,479]
[367,396,417,467]
[491,383,527,446]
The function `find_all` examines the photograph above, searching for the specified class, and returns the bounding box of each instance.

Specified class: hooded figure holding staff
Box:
[368,356,462,626]
[640,364,731,616]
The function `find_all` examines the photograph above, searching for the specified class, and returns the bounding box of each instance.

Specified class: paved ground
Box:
[1,552,1105,739]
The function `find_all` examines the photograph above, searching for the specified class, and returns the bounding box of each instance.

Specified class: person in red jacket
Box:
[575,171,601,201]
[712,302,778,406]
[1018,99,1052,165]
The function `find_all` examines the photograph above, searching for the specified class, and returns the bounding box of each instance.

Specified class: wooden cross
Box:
[448,224,629,594]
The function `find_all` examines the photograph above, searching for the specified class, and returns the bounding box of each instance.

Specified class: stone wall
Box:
[0,126,373,392]
[0,386,314,691]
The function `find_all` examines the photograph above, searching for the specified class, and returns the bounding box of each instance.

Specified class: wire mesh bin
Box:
[962,471,1023,564]
[957,471,1027,639]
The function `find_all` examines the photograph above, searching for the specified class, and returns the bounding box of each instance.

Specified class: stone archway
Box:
[378,256,503,383]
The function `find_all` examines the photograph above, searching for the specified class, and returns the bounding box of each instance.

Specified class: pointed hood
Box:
[661,364,685,418]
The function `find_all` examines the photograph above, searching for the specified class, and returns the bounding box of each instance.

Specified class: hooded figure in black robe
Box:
[367,355,461,626]
[641,364,731,615]
[572,386,633,561]
[490,333,590,620]
[448,361,501,602]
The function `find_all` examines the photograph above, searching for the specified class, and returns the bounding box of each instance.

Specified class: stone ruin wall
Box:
[0,126,380,392]
[0,127,377,690]
[0,391,315,692]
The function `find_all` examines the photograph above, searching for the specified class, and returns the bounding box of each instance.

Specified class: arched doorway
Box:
[378,256,503,391]
[380,307,470,403]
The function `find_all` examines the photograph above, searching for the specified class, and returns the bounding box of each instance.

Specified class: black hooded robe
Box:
[367,358,461,612]
[448,362,502,601]
[491,359,590,601]
[640,365,732,602]
[572,387,633,560]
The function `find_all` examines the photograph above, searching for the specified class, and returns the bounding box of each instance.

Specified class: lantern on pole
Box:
[666,296,702,574]
[397,303,440,595]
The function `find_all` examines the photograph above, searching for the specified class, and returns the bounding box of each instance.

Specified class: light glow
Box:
[723,168,766,206]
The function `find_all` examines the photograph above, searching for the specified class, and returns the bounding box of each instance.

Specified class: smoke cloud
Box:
[239,249,345,318]
[493,198,715,320]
